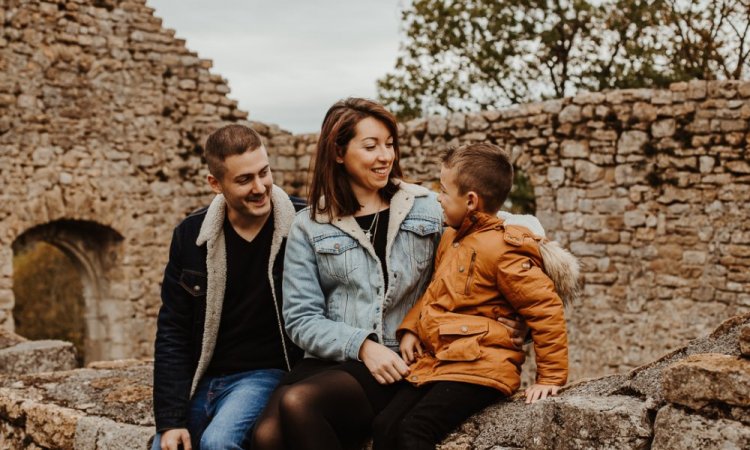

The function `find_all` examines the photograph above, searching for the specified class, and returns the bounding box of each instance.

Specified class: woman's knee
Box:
[278,385,315,421]
[250,417,283,450]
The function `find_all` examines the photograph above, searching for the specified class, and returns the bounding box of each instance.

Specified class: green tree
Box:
[379,0,750,119]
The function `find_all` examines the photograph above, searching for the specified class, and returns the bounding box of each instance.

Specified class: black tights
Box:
[251,370,374,450]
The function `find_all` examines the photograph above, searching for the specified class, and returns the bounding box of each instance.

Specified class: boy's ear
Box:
[207,174,223,195]
[466,191,482,212]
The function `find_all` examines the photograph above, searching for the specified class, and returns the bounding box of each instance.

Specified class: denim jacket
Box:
[282,181,443,361]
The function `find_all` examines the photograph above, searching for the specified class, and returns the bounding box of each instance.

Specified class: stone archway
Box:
[12,220,124,364]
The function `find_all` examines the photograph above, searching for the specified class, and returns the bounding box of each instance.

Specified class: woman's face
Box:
[338,116,395,196]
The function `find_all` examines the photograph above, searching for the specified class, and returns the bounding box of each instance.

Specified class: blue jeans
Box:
[152,368,285,450]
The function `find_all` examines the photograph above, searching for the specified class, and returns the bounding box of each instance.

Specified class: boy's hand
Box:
[399,331,423,364]
[525,383,560,404]
[497,315,529,349]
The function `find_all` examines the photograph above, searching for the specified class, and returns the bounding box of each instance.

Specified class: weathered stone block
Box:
[617,130,648,155]
[741,326,750,357]
[559,105,581,123]
[0,340,77,376]
[574,160,603,182]
[470,395,654,450]
[662,353,750,409]
[726,160,750,174]
[561,140,589,158]
[652,119,675,138]
[466,113,488,131]
[546,166,565,187]
[652,405,750,450]
[427,117,448,136]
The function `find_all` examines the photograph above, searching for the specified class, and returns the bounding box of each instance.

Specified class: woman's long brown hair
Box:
[308,98,403,220]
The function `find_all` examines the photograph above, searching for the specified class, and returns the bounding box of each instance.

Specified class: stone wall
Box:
[2,0,749,380]
[392,82,750,379]
[265,81,750,379]
[0,0,306,361]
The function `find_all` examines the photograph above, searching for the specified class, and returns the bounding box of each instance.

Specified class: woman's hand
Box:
[359,339,410,384]
[399,331,423,364]
[525,383,560,404]
[497,315,529,350]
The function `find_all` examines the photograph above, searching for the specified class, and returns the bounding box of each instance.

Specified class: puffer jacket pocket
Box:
[178,270,207,298]
[313,234,360,281]
[435,322,488,362]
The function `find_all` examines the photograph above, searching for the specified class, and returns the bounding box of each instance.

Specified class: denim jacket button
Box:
[460,325,469,333]
[334,243,341,250]
[452,242,459,248]
[193,285,201,291]
[459,266,464,272]
[373,323,377,330]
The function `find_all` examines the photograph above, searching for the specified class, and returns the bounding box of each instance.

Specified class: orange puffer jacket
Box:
[397,211,569,395]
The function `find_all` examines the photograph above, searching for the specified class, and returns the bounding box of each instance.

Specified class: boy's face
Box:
[438,164,470,228]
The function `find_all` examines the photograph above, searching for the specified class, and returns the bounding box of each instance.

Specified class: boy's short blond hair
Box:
[442,143,513,213]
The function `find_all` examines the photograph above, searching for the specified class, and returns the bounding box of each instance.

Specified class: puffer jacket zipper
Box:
[465,250,477,295]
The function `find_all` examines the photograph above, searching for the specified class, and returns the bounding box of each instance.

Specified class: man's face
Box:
[208,146,273,223]
[438,164,470,229]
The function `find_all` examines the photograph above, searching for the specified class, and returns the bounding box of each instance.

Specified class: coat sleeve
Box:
[282,216,372,362]
[153,227,197,432]
[496,235,568,386]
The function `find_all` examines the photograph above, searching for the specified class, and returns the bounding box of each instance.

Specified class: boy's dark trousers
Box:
[372,380,503,450]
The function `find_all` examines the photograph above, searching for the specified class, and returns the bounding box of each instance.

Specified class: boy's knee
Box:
[397,412,435,444]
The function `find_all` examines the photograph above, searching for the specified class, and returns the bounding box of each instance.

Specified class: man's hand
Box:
[359,339,410,384]
[525,383,560,404]
[399,331,424,364]
[497,315,529,350]
[161,428,192,450]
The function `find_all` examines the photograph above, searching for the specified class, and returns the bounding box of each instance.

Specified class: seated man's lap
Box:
[152,368,285,450]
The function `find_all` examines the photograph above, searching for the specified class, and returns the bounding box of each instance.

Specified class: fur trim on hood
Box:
[499,211,580,308]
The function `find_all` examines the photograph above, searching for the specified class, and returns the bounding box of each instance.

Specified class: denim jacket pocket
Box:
[400,217,441,264]
[179,270,207,298]
[313,234,360,281]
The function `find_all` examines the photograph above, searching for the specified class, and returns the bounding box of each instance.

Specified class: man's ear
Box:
[207,174,223,195]
[466,191,481,212]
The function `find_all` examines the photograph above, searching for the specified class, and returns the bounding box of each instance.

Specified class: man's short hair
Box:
[204,124,264,179]
[442,143,514,213]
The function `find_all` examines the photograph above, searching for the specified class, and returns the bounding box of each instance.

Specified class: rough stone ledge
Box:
[438,313,750,449]
[0,360,153,449]
[0,330,76,376]
[1,314,749,449]
[651,405,750,450]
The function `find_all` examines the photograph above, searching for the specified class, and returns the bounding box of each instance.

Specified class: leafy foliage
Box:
[379,0,750,119]
[12,241,85,365]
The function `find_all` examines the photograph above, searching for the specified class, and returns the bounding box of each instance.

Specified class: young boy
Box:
[372,143,578,450]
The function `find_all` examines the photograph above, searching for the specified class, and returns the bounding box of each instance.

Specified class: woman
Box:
[251,98,443,449]
[252,98,526,449]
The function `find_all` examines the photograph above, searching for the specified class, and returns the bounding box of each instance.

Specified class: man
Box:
[152,124,302,450]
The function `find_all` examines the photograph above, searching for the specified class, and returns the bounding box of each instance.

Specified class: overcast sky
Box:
[148,0,404,133]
